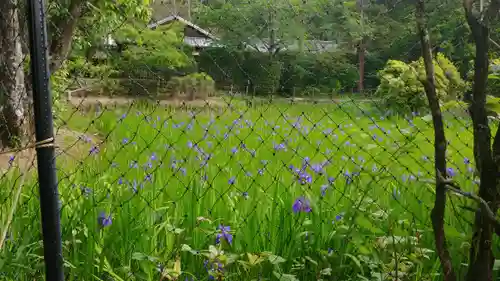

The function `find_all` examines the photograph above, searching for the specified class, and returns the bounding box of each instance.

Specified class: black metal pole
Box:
[26,0,64,280]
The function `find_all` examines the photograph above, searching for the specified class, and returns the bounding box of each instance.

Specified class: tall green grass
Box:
[0,102,486,280]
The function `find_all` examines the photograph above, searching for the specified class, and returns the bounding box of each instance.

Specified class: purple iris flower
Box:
[297,171,312,185]
[310,164,324,175]
[98,212,112,228]
[215,225,233,245]
[447,167,456,177]
[89,146,99,155]
[327,176,335,185]
[321,185,329,197]
[8,155,15,165]
[292,196,312,213]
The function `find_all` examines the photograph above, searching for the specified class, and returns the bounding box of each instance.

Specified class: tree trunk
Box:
[415,1,456,280]
[48,0,85,73]
[357,41,365,93]
[0,0,29,148]
[463,0,498,279]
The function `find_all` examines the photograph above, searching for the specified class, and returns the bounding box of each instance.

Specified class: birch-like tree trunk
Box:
[0,0,28,148]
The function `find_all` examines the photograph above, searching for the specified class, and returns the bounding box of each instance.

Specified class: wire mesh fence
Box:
[1,0,498,280]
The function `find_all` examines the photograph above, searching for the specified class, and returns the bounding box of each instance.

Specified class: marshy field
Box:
[0,98,488,281]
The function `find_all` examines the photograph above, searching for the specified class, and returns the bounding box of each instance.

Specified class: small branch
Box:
[490,38,500,50]
[438,173,500,237]
[444,185,500,230]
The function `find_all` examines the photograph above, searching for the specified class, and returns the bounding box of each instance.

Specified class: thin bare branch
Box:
[415,1,456,280]
[437,171,500,238]
[490,38,500,50]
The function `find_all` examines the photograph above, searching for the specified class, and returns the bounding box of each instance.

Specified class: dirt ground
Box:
[0,128,100,172]
[68,96,230,109]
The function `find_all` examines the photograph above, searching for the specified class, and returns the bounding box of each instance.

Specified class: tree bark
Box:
[415,1,456,280]
[49,0,86,73]
[463,0,498,280]
[0,0,29,148]
[357,41,365,93]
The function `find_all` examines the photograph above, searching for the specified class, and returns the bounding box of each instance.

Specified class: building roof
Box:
[148,15,217,40]
[147,15,338,52]
[244,39,338,53]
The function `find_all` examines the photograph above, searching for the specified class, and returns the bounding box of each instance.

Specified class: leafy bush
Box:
[113,23,193,73]
[66,56,120,95]
[376,53,467,114]
[487,58,500,97]
[166,72,215,100]
[247,58,282,95]
[197,48,357,96]
[106,21,195,91]
[442,95,500,117]
[280,51,358,96]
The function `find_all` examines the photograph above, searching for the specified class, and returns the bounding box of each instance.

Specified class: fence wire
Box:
[0,0,494,280]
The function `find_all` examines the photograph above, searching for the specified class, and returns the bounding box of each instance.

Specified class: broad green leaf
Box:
[305,256,318,266]
[358,245,371,255]
[355,216,384,234]
[267,254,286,265]
[421,115,433,122]
[131,252,148,261]
[273,272,299,281]
[320,268,332,276]
[344,253,364,275]
[247,253,265,265]
[181,244,192,252]
[494,260,500,270]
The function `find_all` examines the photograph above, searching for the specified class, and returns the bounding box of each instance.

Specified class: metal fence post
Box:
[26,0,64,280]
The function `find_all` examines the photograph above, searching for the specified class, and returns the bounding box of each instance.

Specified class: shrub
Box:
[66,56,121,95]
[280,51,357,96]
[166,72,215,100]
[197,48,358,96]
[248,58,282,95]
[376,53,467,114]
[487,58,500,97]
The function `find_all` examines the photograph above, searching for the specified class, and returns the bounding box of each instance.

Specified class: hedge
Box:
[196,48,360,96]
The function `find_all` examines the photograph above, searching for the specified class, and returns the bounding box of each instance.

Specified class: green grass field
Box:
[0,100,489,280]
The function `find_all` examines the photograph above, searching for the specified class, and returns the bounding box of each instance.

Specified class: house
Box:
[147,15,339,54]
[148,15,218,53]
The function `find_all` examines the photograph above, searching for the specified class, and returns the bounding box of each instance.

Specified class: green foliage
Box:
[67,0,153,56]
[166,72,216,100]
[50,61,72,113]
[487,58,500,97]
[247,58,282,95]
[198,48,357,96]
[376,54,467,114]
[196,0,307,52]
[280,51,358,95]
[67,56,118,79]
[111,22,194,79]
[2,102,478,280]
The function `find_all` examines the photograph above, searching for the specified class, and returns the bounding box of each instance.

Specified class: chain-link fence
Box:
[1,0,499,280]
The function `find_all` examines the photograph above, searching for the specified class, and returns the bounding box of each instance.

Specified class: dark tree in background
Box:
[0,0,28,148]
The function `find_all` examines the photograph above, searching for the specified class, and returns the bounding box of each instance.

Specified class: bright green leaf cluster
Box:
[113,22,193,70]
[166,72,216,100]
[376,53,467,114]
